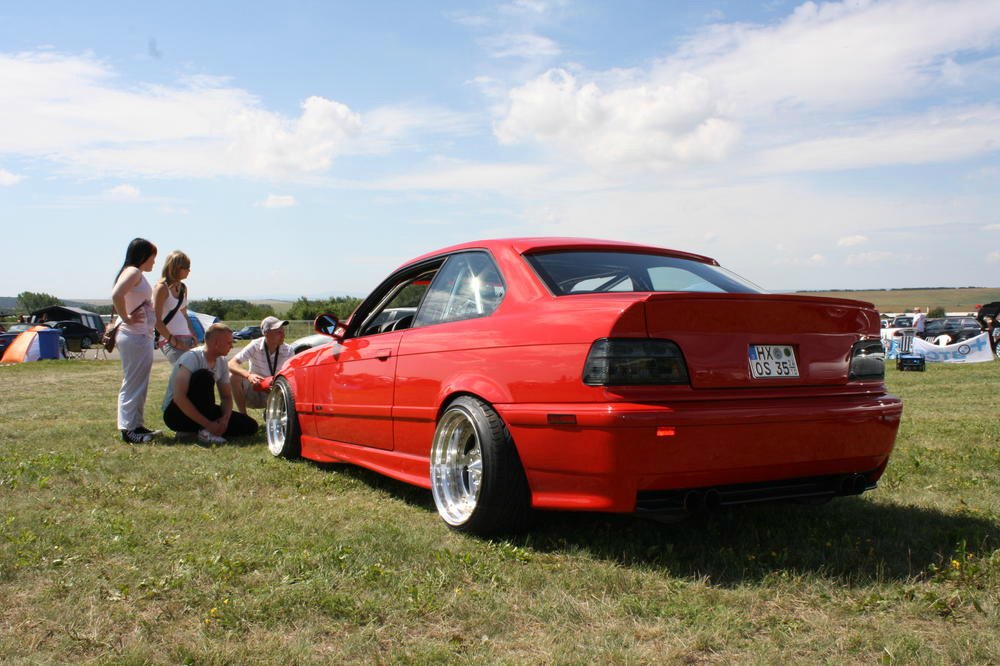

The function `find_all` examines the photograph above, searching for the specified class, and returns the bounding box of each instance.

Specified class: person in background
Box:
[162,323,258,445]
[982,315,996,350]
[111,237,160,444]
[153,250,198,364]
[228,316,295,414]
[912,307,926,336]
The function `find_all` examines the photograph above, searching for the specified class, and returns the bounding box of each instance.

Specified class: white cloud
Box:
[846,251,894,267]
[984,224,1000,231]
[837,235,868,247]
[257,194,297,208]
[0,168,21,185]
[664,0,1000,115]
[104,184,140,200]
[371,160,551,191]
[496,68,740,168]
[481,32,561,58]
[989,251,1000,263]
[753,106,1000,174]
[493,0,1000,172]
[0,52,363,180]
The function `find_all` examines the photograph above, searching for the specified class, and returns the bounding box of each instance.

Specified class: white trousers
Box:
[117,330,153,430]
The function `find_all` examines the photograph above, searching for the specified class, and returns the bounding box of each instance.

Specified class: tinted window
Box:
[413,252,505,327]
[525,251,763,295]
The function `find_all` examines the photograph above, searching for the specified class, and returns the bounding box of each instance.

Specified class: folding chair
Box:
[64,338,85,360]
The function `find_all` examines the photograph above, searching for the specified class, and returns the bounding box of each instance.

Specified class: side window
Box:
[413,252,505,327]
[357,275,432,336]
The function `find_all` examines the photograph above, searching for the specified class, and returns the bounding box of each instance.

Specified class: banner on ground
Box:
[883,332,994,363]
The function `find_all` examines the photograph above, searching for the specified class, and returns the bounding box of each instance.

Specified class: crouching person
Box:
[228,316,294,414]
[162,323,258,445]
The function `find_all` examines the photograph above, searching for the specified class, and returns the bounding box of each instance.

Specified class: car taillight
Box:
[849,339,885,380]
[583,338,689,386]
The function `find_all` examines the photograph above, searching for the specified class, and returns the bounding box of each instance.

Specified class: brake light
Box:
[849,339,885,380]
[583,338,689,386]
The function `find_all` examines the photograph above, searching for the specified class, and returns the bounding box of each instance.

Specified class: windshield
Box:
[525,250,764,296]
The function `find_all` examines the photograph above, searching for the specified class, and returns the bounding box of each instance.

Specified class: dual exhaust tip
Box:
[681,473,869,512]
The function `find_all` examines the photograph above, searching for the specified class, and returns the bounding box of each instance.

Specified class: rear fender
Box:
[434,374,514,420]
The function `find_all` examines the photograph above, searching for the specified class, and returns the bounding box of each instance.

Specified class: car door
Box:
[310,270,434,450]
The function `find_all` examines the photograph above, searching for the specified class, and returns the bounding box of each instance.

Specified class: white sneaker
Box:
[197,429,227,445]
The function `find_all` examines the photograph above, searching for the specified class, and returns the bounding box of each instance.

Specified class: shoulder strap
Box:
[163,283,185,325]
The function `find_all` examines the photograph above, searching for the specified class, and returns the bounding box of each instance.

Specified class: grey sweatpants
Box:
[117,330,153,430]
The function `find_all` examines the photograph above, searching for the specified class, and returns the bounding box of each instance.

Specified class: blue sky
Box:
[2,0,999,300]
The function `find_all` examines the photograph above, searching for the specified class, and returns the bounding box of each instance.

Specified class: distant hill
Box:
[795,287,1000,314]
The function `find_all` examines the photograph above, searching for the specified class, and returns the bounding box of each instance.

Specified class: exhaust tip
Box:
[683,491,704,512]
[839,473,867,496]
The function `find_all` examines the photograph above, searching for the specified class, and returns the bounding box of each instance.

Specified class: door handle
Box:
[376,348,392,360]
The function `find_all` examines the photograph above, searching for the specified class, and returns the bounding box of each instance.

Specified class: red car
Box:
[265,238,902,535]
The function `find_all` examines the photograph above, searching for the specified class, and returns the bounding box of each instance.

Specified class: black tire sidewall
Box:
[440,396,530,536]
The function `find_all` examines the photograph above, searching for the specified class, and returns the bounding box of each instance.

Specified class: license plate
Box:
[748,344,799,378]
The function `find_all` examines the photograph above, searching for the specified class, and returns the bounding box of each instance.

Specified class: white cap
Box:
[261,316,288,333]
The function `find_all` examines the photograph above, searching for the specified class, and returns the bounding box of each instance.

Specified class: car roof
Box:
[401,237,719,269]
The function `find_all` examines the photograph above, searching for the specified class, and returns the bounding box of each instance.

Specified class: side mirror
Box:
[314,313,342,339]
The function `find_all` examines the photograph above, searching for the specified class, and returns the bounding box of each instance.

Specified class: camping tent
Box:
[187,310,218,342]
[0,326,61,363]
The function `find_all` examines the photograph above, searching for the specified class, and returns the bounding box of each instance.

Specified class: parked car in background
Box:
[919,317,983,345]
[48,320,103,348]
[891,315,914,328]
[289,333,332,354]
[264,237,901,536]
[233,325,262,340]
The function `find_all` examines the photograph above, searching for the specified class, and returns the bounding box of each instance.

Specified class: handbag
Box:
[103,301,144,353]
[102,317,121,353]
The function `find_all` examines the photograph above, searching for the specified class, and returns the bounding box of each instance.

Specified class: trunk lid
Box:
[640,292,880,389]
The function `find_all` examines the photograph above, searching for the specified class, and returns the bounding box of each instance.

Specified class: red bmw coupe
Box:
[265,238,902,535]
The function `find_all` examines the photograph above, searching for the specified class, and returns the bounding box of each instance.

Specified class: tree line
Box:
[5,291,362,323]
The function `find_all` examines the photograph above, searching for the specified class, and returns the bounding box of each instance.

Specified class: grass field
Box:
[1,359,997,663]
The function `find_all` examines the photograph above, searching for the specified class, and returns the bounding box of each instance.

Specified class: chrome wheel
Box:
[431,405,483,526]
[265,378,299,458]
[429,396,531,535]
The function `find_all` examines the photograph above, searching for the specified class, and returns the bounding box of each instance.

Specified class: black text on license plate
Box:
[748,344,799,378]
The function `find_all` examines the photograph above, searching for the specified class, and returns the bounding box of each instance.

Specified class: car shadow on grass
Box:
[304,461,996,586]
[520,500,998,586]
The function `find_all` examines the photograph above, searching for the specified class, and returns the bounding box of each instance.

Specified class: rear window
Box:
[525,251,763,295]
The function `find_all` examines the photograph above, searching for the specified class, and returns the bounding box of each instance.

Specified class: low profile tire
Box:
[265,377,300,458]
[430,396,531,536]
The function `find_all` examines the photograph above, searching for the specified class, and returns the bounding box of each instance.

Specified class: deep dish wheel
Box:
[265,377,300,458]
[430,396,530,536]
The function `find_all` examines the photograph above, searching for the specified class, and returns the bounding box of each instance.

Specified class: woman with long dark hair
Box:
[111,238,160,443]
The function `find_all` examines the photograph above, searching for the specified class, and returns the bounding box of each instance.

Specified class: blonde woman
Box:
[111,237,159,444]
[153,250,198,364]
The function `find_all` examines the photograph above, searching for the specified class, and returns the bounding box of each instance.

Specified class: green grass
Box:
[1,359,997,663]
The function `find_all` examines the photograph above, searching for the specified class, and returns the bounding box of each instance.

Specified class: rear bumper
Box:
[496,393,902,513]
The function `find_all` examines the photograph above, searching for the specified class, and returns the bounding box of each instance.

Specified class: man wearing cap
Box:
[228,316,295,414]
